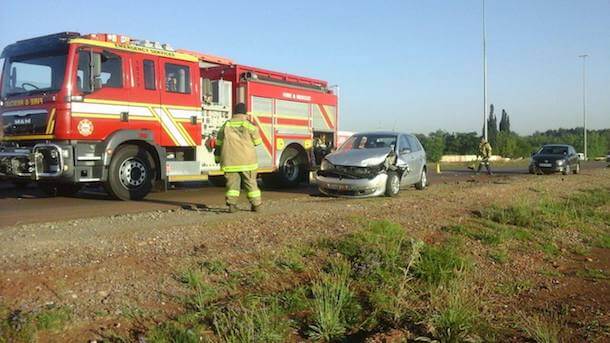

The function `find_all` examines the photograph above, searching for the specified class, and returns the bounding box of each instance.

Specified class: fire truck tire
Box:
[275,146,307,187]
[105,145,154,201]
[208,175,226,187]
[39,182,83,197]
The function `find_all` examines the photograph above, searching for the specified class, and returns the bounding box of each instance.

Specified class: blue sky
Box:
[1,0,608,135]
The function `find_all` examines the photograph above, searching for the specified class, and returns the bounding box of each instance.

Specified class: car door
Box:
[397,134,418,185]
[407,135,425,179]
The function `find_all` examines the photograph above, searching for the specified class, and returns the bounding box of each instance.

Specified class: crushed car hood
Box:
[325,147,393,167]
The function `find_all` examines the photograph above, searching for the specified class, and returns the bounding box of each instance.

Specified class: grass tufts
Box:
[414,239,466,286]
[307,258,354,342]
[212,299,290,343]
[519,312,562,343]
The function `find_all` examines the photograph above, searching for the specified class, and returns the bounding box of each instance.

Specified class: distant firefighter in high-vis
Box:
[215,103,263,213]
[476,137,493,175]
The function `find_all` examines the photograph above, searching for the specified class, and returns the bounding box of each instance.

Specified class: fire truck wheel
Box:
[39,182,83,197]
[276,146,307,187]
[208,175,226,187]
[105,145,154,201]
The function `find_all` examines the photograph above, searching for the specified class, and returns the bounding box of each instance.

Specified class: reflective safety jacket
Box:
[215,114,263,172]
[479,142,492,159]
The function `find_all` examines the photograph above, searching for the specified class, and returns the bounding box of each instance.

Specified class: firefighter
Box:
[476,137,493,175]
[214,103,263,213]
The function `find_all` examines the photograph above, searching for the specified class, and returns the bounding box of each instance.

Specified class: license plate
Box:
[327,183,350,191]
[539,163,552,167]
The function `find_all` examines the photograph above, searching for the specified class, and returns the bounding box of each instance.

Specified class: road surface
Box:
[0,162,606,227]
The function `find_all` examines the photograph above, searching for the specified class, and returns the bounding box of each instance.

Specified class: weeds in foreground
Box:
[576,268,609,280]
[519,312,562,343]
[0,305,72,342]
[414,238,466,286]
[307,259,353,341]
[213,299,290,343]
[488,248,509,264]
[427,280,487,343]
[596,234,610,249]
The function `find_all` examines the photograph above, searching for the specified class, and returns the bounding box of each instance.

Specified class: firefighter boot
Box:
[228,204,238,213]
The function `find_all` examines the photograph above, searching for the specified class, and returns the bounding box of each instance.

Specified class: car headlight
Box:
[556,160,564,165]
[320,159,333,171]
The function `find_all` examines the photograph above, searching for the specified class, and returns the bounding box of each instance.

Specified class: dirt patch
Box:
[0,169,608,341]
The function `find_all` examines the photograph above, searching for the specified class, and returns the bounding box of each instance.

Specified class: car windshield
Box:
[338,134,397,152]
[539,146,568,155]
[1,47,68,98]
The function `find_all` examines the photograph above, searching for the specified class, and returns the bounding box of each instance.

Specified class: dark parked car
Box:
[529,144,580,175]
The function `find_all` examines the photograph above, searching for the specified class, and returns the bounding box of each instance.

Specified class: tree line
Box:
[416,106,609,162]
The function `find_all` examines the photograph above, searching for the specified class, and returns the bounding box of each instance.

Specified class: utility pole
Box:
[482,0,488,140]
[579,54,588,160]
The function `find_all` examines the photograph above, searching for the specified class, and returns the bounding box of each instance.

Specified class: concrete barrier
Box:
[440,155,512,162]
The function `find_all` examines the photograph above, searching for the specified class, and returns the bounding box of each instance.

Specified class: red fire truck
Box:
[0,32,338,200]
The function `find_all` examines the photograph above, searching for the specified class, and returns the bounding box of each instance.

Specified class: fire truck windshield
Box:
[1,45,68,98]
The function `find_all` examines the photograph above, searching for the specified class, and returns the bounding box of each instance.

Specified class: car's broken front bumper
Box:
[316,173,388,198]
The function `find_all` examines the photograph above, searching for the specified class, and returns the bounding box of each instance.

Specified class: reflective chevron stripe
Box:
[226,190,240,197]
[247,190,261,198]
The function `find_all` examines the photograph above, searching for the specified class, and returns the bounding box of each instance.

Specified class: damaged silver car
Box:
[316,132,428,197]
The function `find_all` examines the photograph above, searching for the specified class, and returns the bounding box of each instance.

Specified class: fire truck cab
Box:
[0,32,338,200]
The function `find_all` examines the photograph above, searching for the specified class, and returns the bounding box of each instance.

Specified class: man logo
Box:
[14,118,32,125]
[77,119,94,136]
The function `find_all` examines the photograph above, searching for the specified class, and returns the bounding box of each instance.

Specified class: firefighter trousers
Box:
[224,171,262,206]
[476,159,492,175]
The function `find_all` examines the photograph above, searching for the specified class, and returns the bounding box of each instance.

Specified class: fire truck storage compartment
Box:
[166,78,232,177]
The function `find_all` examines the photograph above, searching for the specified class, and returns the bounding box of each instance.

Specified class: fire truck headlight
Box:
[62,148,70,158]
[320,159,333,171]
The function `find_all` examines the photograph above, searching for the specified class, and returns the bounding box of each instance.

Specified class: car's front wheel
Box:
[385,172,400,197]
[415,167,428,190]
[573,163,580,174]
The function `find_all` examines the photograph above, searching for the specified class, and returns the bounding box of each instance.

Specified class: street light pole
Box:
[579,54,589,160]
[483,0,488,141]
